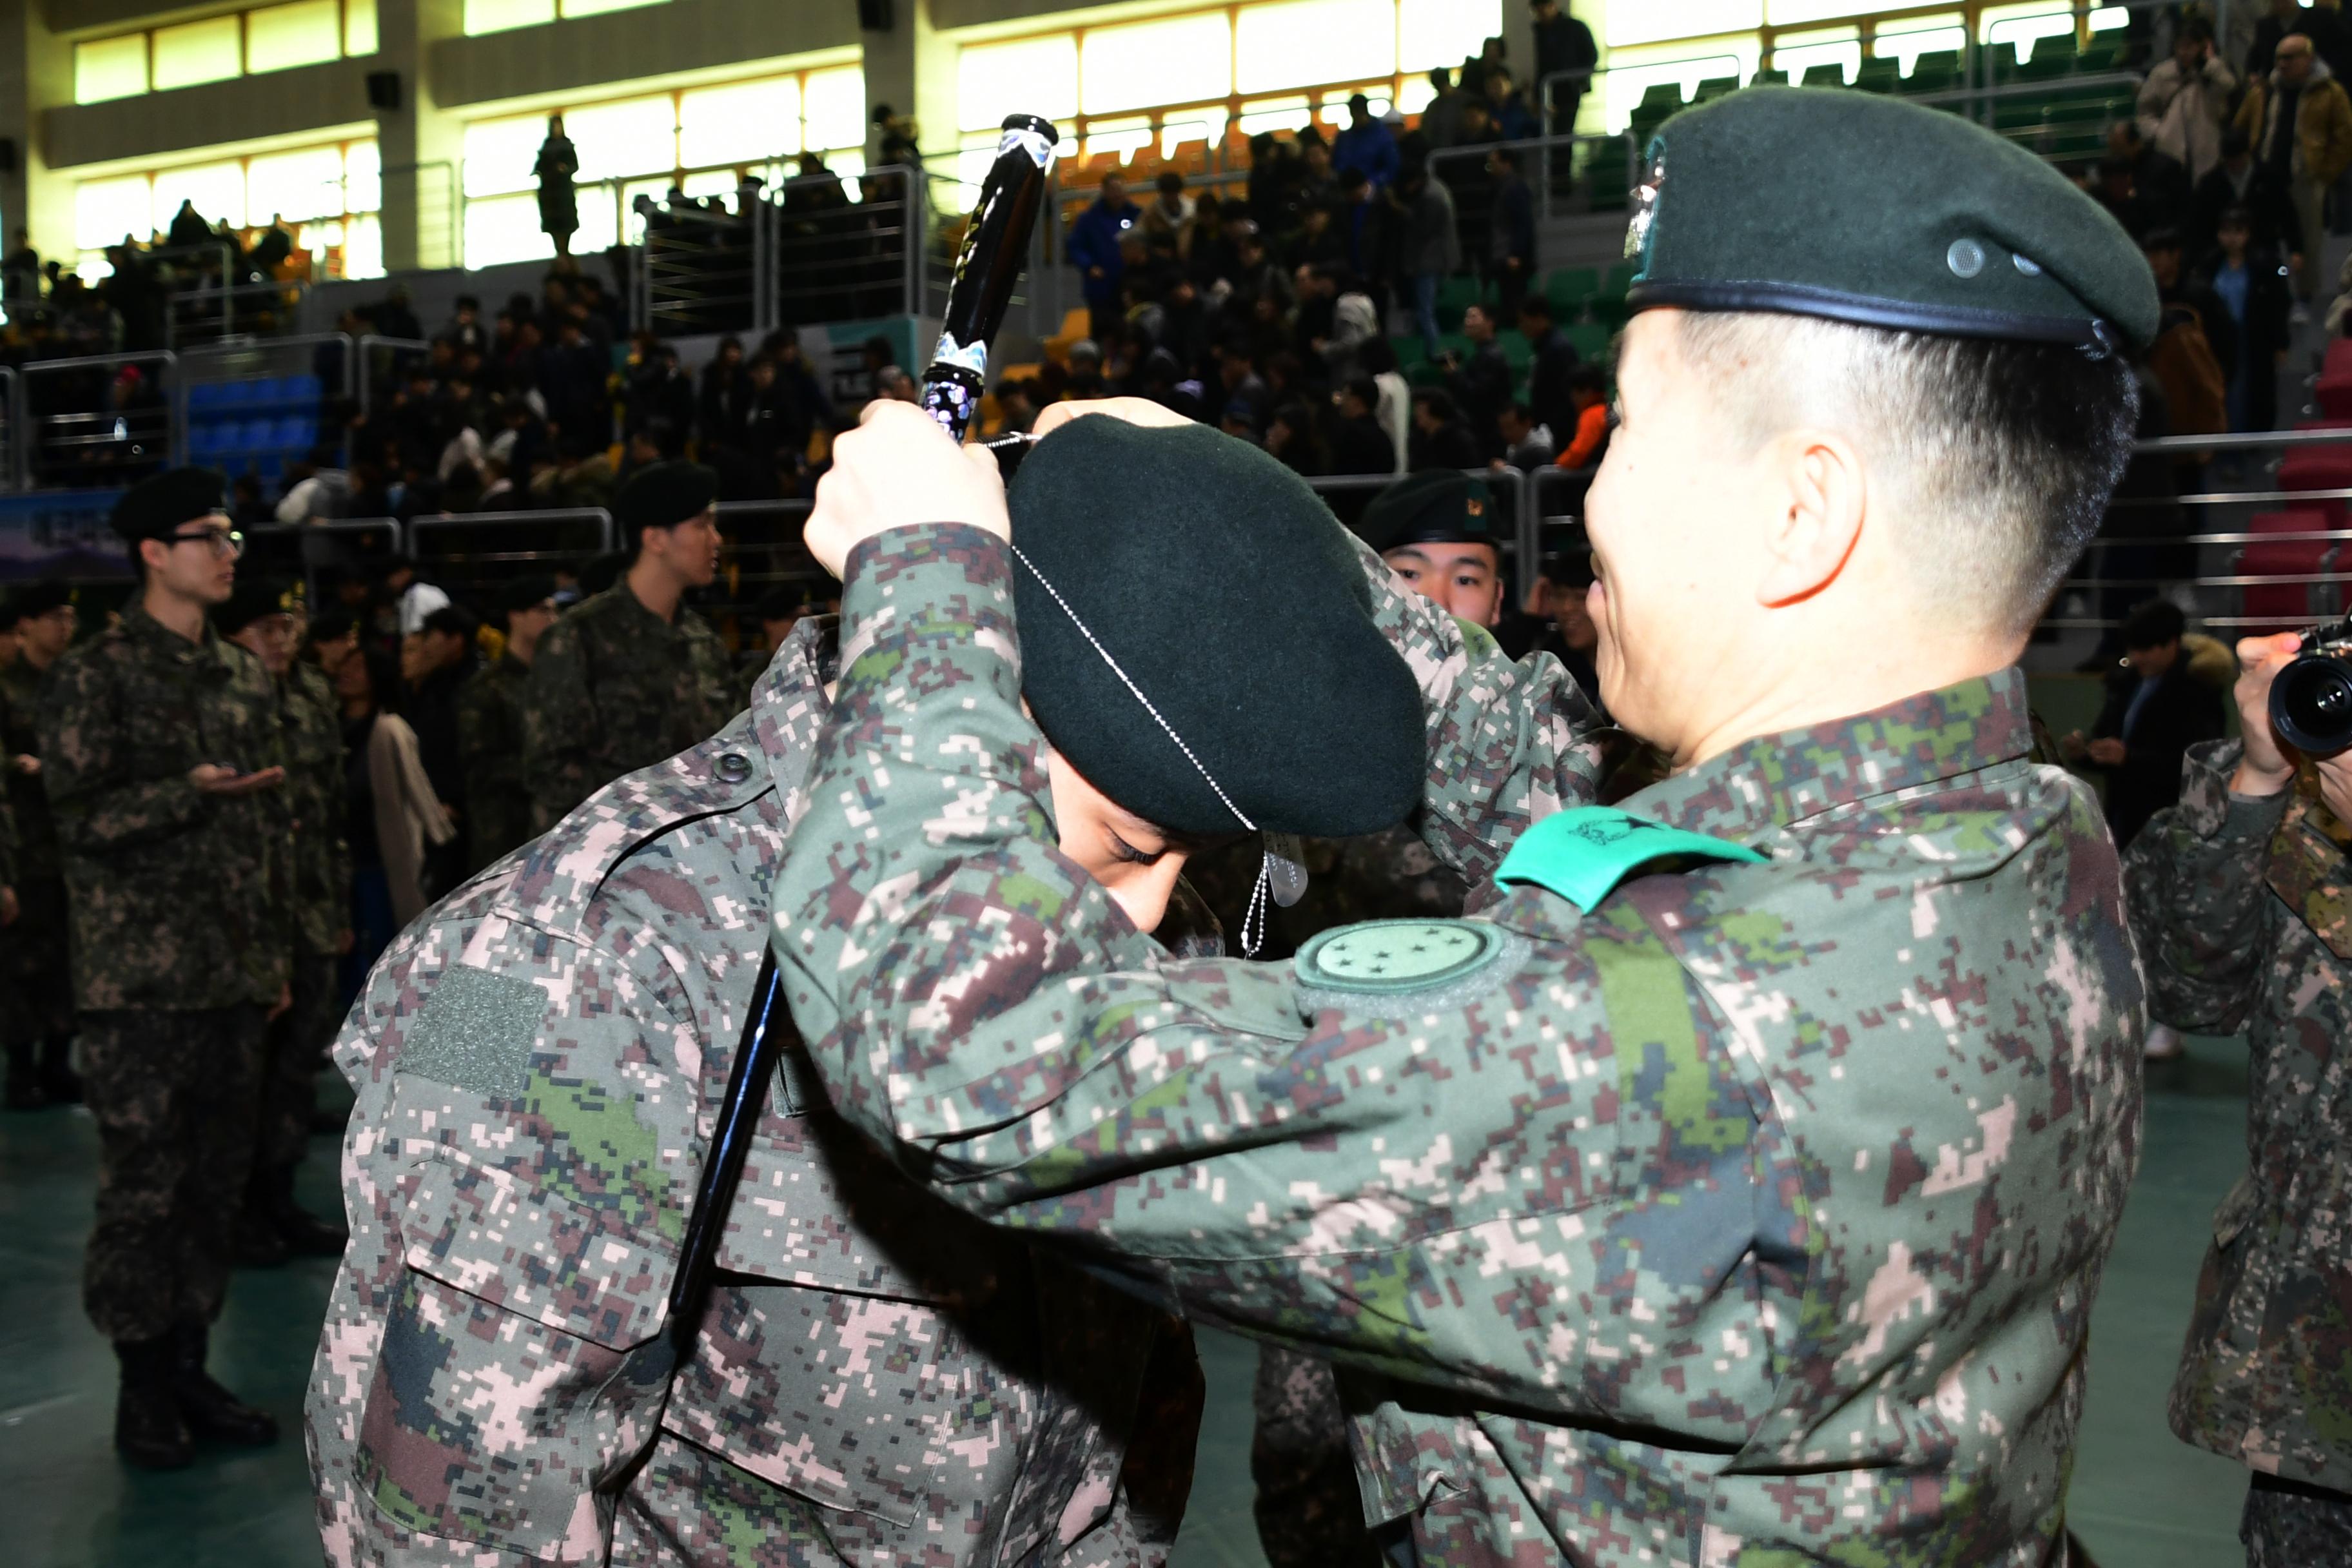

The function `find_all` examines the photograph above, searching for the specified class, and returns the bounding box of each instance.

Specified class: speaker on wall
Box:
[366,71,402,112]
[857,0,894,30]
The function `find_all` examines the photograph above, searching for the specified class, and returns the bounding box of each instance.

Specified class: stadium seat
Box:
[1565,322,1612,362]
[1584,135,1633,211]
[1692,74,1740,103]
[2077,35,2127,74]
[2239,508,2338,633]
[1855,58,1901,94]
[1435,275,1483,329]
[188,382,228,411]
[1749,68,1790,88]
[1904,51,1963,95]
[1594,262,1635,323]
[2282,424,2352,502]
[2324,338,2352,378]
[1546,266,1600,315]
[1798,64,1848,90]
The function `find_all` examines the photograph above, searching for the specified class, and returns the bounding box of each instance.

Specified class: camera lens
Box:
[2273,652,2352,755]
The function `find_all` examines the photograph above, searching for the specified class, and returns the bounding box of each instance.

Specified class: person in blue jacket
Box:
[1068,172,1144,344]
[1333,93,1401,190]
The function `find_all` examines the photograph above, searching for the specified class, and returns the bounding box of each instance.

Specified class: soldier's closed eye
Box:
[1106,829,1166,867]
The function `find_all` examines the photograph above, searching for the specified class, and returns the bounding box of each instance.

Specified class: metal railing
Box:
[0,367,21,494]
[175,332,355,482]
[407,508,616,611]
[241,518,404,606]
[356,333,433,419]
[22,350,175,490]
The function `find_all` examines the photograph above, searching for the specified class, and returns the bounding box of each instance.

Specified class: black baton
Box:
[667,947,785,1359]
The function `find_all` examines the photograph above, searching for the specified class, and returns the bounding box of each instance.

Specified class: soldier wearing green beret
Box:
[0,579,78,1110]
[774,83,2158,1566]
[301,412,1448,1564]
[213,576,349,1262]
[522,461,737,830]
[40,467,290,1469]
[458,574,558,870]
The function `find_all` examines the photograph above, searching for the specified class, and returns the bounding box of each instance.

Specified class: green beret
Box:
[615,460,719,538]
[1356,471,1499,555]
[1009,415,1422,839]
[1626,88,2160,351]
[112,467,226,542]
[211,576,295,636]
[3,580,73,627]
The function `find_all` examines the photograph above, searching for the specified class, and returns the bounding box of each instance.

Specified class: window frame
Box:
[74,0,382,104]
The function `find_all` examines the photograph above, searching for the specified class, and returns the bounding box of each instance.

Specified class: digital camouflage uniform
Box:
[40,604,289,1342]
[2126,739,2352,1563]
[308,618,1204,1568]
[457,651,535,872]
[0,655,74,1046]
[772,525,2148,1567]
[263,656,351,1170]
[521,582,736,832]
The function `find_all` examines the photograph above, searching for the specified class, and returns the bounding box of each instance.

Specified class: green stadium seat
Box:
[1594,261,1635,323]
[1546,266,1600,315]
[1799,63,1848,90]
[1634,82,1686,118]
[1992,100,2046,132]
[2078,36,2127,73]
[1583,134,1632,211]
[1435,276,1482,330]
[1407,360,1449,390]
[1389,334,1427,369]
[1856,58,1901,93]
[1565,322,1612,362]
[1902,52,1961,97]
[2018,41,2079,83]
[1749,68,1790,88]
[1692,74,1740,103]
[1499,333,1534,376]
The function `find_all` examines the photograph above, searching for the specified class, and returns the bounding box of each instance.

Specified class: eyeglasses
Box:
[167,527,244,560]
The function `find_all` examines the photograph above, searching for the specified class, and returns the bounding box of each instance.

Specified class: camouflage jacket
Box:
[285,660,351,959]
[2129,739,2352,1494]
[39,603,290,1012]
[0,658,58,881]
[456,652,534,870]
[521,582,737,832]
[307,618,1202,1568]
[771,524,2148,1567]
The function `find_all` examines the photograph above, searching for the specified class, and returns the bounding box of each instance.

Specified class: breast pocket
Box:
[353,1155,678,1561]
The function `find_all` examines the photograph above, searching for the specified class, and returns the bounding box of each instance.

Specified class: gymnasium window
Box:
[73,1,380,105]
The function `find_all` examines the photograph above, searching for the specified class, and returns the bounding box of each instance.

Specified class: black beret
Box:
[1627,87,2161,351]
[3,580,73,627]
[498,574,558,616]
[1008,415,1422,840]
[580,552,627,596]
[112,467,226,542]
[1356,471,1500,554]
[615,460,719,536]
[211,576,295,636]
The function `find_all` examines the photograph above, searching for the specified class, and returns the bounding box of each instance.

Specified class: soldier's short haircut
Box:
[419,605,475,642]
[1674,310,2138,639]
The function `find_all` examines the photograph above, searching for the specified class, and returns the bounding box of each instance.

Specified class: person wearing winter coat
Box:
[2138,21,2239,182]
[2233,34,2352,299]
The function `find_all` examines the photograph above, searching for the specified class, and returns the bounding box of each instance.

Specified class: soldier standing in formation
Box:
[775,86,2154,1563]
[296,420,1438,1565]
[212,576,351,1262]
[1,580,78,1108]
[2128,634,2352,1563]
[522,461,736,830]
[41,469,291,1469]
[456,574,556,871]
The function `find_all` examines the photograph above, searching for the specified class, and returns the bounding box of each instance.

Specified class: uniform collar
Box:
[1625,668,2036,845]
[749,614,839,810]
[122,600,220,662]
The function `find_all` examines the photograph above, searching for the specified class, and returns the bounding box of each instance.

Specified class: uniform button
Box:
[716,752,754,784]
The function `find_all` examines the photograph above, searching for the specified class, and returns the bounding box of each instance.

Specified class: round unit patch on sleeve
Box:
[1296,919,1506,994]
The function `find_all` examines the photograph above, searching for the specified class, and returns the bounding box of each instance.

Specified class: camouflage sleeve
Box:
[38,652,211,854]
[522,622,601,828]
[308,876,698,1566]
[2123,738,2291,1034]
[774,527,1678,1388]
[456,676,524,814]
[1346,532,1607,886]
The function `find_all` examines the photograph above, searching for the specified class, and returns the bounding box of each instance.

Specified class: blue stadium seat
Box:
[188,382,228,411]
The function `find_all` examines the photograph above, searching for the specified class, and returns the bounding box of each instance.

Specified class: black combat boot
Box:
[169,1320,279,1447]
[38,1034,80,1104]
[270,1163,348,1258]
[113,1337,195,1469]
[235,1162,288,1268]
[4,1041,44,1111]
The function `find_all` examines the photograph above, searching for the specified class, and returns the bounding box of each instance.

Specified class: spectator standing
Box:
[2093,154,2168,242]
[1364,337,1413,474]
[2,227,38,303]
[1142,171,1199,262]
[1487,146,1536,319]
[1069,173,1144,347]
[1518,293,1582,439]
[400,605,476,899]
[1483,67,1538,141]
[534,115,580,260]
[1494,401,1556,469]
[0,582,76,1108]
[2248,0,2352,82]
[249,214,293,276]
[39,471,288,1470]
[166,199,213,251]
[1328,375,1396,475]
[1421,68,1470,148]
[2110,120,2195,230]
[1333,93,1400,190]
[1407,386,1482,469]
[1297,263,1379,384]
[1337,171,1396,316]
[1446,303,1516,458]
[2061,599,2231,850]
[2192,126,2306,260]
[1396,166,1461,358]
[458,577,556,872]
[2201,203,2297,431]
[210,580,346,1263]
[345,644,453,930]
[2235,32,2352,300]
[522,462,735,829]
[1531,0,1599,137]
[2139,20,2239,182]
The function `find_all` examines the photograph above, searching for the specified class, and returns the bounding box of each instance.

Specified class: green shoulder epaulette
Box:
[1494,805,1763,913]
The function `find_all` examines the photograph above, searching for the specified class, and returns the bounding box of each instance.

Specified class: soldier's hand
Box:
[268,983,291,1021]
[2233,632,2304,794]
[0,887,15,927]
[1031,398,1195,439]
[805,400,1006,579]
[8,753,34,776]
[190,763,288,794]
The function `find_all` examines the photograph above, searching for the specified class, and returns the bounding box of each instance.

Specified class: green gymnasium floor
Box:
[0,1033,2262,1567]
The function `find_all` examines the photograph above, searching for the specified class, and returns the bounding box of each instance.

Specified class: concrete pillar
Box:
[376,0,466,272]
[861,0,956,166]
[1,0,79,274]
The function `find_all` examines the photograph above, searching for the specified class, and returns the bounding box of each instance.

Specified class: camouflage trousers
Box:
[1251,1346,1382,1568]
[81,1004,264,1344]
[260,954,342,1170]
[2242,1471,2352,1567]
[3,876,75,1044]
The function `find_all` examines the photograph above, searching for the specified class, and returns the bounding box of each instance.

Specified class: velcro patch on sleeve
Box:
[396,966,547,1101]
[1495,805,1763,914]
[1293,919,1525,1018]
